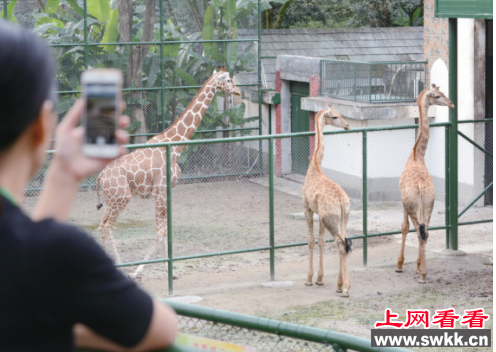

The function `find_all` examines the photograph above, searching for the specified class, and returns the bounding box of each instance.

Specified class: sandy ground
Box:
[21,176,493,350]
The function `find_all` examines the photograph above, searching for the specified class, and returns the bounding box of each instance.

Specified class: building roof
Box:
[237,27,424,94]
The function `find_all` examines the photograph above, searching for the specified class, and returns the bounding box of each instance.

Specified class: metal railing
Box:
[321,59,427,104]
[47,119,487,294]
[165,300,412,352]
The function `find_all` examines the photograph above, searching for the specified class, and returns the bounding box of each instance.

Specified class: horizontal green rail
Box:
[57,83,259,95]
[459,219,493,226]
[49,38,259,47]
[129,127,259,137]
[164,300,412,352]
[458,119,493,123]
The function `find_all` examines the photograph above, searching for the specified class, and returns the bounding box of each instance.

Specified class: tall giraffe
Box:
[302,105,353,297]
[396,84,454,283]
[96,68,240,278]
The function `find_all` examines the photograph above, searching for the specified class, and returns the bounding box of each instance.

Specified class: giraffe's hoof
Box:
[339,292,349,298]
[395,268,403,273]
[336,289,343,293]
[305,282,313,286]
[418,279,426,284]
[173,274,179,280]
[316,281,324,286]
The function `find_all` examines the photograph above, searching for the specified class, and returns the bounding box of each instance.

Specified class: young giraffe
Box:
[302,105,353,297]
[96,68,240,278]
[396,84,454,283]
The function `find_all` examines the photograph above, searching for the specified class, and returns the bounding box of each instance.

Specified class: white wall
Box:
[457,18,476,187]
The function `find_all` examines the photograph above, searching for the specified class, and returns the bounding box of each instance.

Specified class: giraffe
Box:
[302,105,353,297]
[96,68,241,278]
[396,84,454,283]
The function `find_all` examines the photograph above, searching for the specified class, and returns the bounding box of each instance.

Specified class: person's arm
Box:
[73,301,178,351]
[32,100,129,222]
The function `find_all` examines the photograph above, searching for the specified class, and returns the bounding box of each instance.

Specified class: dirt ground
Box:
[22,176,493,350]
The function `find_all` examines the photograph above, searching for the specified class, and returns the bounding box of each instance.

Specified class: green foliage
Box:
[1,0,18,23]
[347,0,423,28]
[25,0,257,138]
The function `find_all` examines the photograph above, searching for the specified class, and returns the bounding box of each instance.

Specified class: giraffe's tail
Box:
[418,181,426,241]
[340,199,352,254]
[96,174,103,210]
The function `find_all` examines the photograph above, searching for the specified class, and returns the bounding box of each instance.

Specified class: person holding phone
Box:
[0,20,177,351]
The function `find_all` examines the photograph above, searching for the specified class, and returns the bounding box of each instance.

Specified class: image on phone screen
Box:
[85,83,117,145]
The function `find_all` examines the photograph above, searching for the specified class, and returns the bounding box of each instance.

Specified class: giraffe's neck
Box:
[310,111,326,174]
[412,91,430,162]
[151,77,217,144]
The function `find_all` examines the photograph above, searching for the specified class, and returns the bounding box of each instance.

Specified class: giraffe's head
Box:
[425,84,455,108]
[212,67,241,96]
[323,105,350,130]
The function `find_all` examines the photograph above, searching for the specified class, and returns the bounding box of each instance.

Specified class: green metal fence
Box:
[25,119,491,295]
[1,0,262,146]
[164,300,412,352]
[320,59,427,104]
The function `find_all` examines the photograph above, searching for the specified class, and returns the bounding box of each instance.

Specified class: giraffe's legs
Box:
[324,217,350,297]
[303,204,314,286]
[99,189,131,263]
[133,192,167,279]
[316,220,326,285]
[396,207,410,272]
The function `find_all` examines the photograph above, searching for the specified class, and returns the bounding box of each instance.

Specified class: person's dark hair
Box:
[0,20,56,151]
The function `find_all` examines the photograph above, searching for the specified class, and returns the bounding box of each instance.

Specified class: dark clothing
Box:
[0,196,153,351]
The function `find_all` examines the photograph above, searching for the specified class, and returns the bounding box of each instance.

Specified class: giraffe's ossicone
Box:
[96,68,241,278]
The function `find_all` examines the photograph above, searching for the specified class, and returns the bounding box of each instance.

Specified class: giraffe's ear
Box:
[435,86,440,91]
[213,69,217,74]
[215,72,229,81]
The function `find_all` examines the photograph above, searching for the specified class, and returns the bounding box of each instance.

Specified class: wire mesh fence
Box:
[20,120,492,290]
[457,120,493,224]
[321,60,427,104]
[2,0,261,143]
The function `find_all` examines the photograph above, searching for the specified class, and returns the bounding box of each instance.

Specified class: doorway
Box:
[290,81,310,175]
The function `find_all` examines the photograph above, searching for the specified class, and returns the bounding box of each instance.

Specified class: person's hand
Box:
[53,99,130,182]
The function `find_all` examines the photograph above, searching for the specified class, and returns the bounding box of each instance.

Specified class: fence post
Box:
[83,0,88,68]
[159,0,166,131]
[3,0,7,19]
[362,130,368,266]
[269,137,275,280]
[445,126,450,249]
[166,144,174,294]
[448,18,458,250]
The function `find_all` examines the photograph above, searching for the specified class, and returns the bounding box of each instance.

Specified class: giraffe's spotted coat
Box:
[301,105,353,297]
[96,68,241,278]
[396,85,454,283]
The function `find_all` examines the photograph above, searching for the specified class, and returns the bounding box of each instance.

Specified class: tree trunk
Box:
[118,0,156,143]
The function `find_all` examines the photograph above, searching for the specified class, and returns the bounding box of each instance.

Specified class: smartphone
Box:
[81,68,123,158]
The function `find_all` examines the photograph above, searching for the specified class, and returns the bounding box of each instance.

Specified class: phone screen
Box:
[85,83,117,145]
